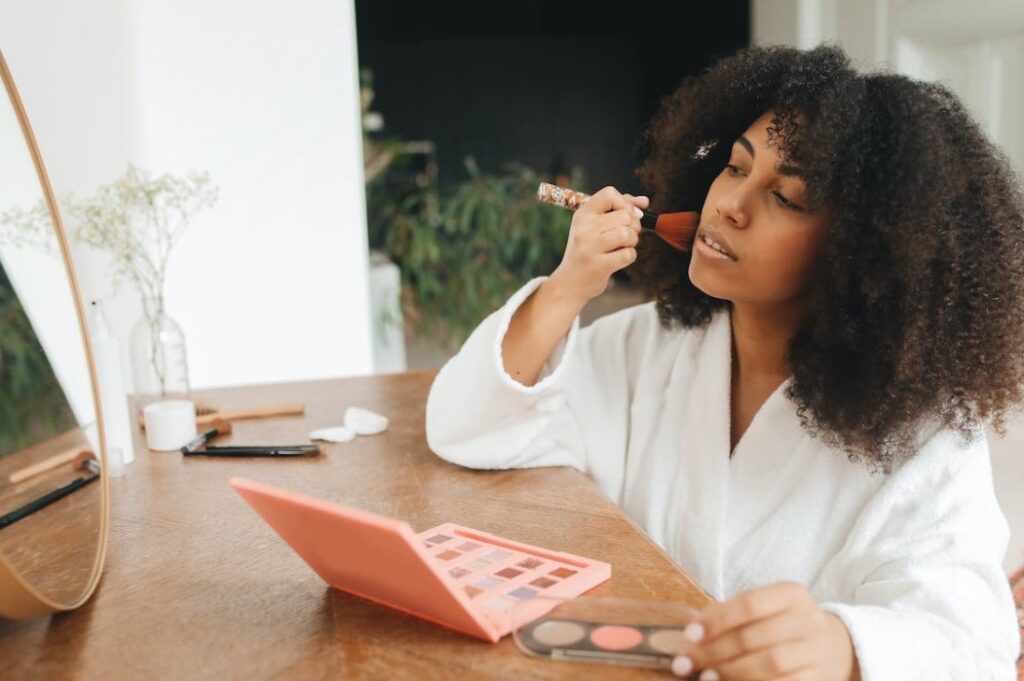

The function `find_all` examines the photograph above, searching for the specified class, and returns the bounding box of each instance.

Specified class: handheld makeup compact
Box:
[513,595,699,669]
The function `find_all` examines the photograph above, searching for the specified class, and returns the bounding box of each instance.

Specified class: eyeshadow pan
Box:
[466,559,490,570]
[474,576,502,590]
[495,567,523,579]
[456,542,480,552]
[531,619,587,647]
[449,567,471,579]
[508,586,537,599]
[529,577,557,589]
[647,629,689,655]
[463,585,483,598]
[590,625,643,651]
[436,550,460,561]
[485,597,515,613]
[516,558,544,570]
[484,550,510,562]
[426,534,451,544]
[549,567,577,579]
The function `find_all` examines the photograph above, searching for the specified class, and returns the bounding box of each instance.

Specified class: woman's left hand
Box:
[671,582,860,681]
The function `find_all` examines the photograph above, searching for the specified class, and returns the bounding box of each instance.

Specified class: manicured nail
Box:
[699,670,719,681]
[683,622,705,643]
[633,206,644,219]
[671,656,693,676]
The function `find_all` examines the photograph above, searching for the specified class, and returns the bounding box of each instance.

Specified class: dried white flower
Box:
[67,164,218,304]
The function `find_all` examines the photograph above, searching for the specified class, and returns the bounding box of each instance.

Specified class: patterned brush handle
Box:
[537,182,590,211]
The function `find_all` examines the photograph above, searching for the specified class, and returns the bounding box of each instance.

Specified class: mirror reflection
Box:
[0,66,104,608]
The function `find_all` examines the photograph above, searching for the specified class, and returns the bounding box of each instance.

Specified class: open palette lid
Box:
[230,477,491,638]
[513,595,699,669]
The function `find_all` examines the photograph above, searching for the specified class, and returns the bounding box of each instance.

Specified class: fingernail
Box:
[699,670,719,681]
[633,206,644,219]
[683,622,704,643]
[671,656,693,676]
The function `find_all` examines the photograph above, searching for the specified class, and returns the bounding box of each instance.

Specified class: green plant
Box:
[360,66,583,349]
[0,263,77,456]
[370,158,583,349]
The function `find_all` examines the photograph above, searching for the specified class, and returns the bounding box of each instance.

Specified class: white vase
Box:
[369,250,407,373]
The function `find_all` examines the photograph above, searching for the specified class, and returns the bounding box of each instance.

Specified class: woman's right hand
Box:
[547,186,649,306]
[500,187,648,386]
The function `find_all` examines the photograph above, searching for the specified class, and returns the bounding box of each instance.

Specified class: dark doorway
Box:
[355,1,750,193]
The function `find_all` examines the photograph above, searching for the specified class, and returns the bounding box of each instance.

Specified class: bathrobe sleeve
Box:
[425,276,640,487]
[818,429,1020,681]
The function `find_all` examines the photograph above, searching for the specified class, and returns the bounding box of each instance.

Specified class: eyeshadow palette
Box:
[230,477,611,643]
[513,596,699,669]
[417,522,607,627]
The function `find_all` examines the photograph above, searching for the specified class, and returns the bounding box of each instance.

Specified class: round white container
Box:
[143,400,197,451]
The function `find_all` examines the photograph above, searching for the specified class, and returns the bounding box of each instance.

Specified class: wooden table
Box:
[0,372,710,679]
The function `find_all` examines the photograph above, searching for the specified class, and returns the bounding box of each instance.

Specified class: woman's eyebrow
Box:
[736,135,755,157]
[735,135,804,177]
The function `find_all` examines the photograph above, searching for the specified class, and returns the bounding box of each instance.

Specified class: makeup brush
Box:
[8,446,94,485]
[196,403,304,428]
[180,419,232,454]
[537,183,698,252]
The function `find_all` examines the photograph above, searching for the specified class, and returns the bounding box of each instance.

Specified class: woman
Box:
[426,45,1023,680]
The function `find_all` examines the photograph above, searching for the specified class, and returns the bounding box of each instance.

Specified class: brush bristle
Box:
[653,211,699,252]
[213,419,232,436]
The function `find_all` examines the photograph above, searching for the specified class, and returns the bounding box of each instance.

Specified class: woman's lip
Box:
[695,236,738,262]
[698,228,738,259]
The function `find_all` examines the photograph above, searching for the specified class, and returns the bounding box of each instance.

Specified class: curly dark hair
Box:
[628,44,1024,471]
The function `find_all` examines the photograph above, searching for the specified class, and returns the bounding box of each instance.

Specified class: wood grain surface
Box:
[0,371,711,679]
[0,427,101,606]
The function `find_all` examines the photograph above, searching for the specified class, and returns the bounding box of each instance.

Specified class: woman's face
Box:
[689,111,831,308]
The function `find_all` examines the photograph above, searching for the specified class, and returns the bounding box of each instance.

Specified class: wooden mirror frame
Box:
[0,48,110,619]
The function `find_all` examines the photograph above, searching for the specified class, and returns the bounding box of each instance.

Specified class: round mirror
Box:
[0,49,109,618]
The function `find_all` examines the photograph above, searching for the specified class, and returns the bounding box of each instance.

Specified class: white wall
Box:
[0,0,373,391]
[753,0,886,68]
[128,0,373,388]
[0,0,140,421]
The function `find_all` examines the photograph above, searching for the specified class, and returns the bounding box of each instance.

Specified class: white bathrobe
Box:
[425,277,1020,680]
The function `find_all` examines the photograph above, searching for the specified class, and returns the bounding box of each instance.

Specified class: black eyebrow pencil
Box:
[182,444,322,457]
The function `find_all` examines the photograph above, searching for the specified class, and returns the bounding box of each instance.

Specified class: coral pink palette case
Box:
[230,477,611,642]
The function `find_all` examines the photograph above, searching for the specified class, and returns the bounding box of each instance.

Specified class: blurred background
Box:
[0,0,1021,569]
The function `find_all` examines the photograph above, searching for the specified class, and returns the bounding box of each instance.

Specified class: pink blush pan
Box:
[589,625,643,651]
